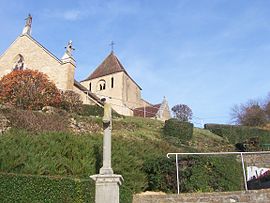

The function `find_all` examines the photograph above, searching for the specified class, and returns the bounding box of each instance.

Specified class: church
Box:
[0,15,171,121]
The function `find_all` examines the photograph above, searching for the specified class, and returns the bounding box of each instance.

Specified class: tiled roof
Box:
[82,52,125,81]
[74,80,103,106]
[133,104,161,118]
[81,52,142,90]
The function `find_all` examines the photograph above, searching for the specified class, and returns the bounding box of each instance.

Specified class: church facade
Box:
[0,15,170,121]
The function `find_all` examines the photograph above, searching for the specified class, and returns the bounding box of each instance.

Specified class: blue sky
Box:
[1,0,270,126]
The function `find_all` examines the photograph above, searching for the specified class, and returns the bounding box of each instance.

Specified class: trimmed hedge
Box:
[0,173,94,203]
[143,155,243,193]
[204,124,270,145]
[77,104,104,117]
[163,118,193,143]
[77,104,122,118]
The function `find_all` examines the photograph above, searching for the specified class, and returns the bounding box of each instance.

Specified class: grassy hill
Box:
[0,107,243,202]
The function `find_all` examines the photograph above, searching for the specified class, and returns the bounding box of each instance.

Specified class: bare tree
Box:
[171,104,193,122]
[231,100,267,127]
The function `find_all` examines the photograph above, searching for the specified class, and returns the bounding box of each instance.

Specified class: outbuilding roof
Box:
[133,104,161,118]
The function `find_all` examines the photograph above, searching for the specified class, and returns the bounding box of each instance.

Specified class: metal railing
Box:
[167,151,270,194]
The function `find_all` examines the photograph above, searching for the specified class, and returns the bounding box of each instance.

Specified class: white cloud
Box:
[41,8,88,21]
[62,10,82,21]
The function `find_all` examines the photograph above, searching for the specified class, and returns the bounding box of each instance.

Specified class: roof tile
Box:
[81,52,142,89]
[133,104,161,118]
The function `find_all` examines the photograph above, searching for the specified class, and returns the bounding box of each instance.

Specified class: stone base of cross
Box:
[90,174,123,203]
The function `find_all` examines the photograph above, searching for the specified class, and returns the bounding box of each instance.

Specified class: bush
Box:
[77,104,122,118]
[163,118,193,143]
[77,104,104,117]
[0,70,61,110]
[60,90,83,113]
[143,155,243,193]
[2,108,68,133]
[0,173,94,203]
[143,156,176,192]
[204,123,270,145]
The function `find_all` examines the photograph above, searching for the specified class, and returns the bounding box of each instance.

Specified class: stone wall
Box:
[244,154,270,168]
[133,189,270,203]
[0,113,10,134]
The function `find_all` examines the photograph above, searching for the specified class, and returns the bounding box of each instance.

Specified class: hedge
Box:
[77,104,122,118]
[204,124,270,145]
[163,118,193,143]
[0,173,94,203]
[143,154,243,193]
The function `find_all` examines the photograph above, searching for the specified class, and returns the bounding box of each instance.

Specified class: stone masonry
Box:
[133,189,270,203]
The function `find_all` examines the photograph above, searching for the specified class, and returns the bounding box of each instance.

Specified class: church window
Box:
[111,77,114,88]
[12,54,25,71]
[97,80,106,91]
[89,83,91,91]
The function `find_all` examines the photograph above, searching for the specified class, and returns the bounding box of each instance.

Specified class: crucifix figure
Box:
[65,40,75,56]
[109,41,115,53]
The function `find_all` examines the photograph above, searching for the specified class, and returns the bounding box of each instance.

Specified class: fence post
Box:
[176,154,180,194]
[240,153,248,191]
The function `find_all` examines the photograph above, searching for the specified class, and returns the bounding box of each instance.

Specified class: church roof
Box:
[81,52,142,90]
[74,80,104,106]
[133,104,161,118]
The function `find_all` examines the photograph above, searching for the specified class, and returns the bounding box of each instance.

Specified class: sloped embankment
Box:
[0,107,242,203]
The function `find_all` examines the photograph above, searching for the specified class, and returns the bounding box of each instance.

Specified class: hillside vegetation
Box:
[0,106,243,202]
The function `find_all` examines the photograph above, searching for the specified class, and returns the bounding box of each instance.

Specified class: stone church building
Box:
[0,15,171,121]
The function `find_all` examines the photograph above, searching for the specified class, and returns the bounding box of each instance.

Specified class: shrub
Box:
[0,173,94,203]
[204,123,270,145]
[60,90,83,113]
[77,104,104,117]
[143,155,243,193]
[3,108,68,133]
[163,118,193,143]
[143,156,176,192]
[0,70,61,110]
[77,104,122,118]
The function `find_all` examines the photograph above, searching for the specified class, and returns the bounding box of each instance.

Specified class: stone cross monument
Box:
[90,101,123,203]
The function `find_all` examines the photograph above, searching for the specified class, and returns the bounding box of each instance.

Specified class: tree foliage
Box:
[171,104,193,121]
[0,70,61,110]
[60,90,83,113]
[231,100,267,127]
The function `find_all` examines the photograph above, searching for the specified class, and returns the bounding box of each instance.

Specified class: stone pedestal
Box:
[90,174,123,203]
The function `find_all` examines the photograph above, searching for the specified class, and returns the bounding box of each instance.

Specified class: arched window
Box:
[97,80,106,91]
[111,77,114,88]
[89,83,92,91]
[13,54,25,70]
